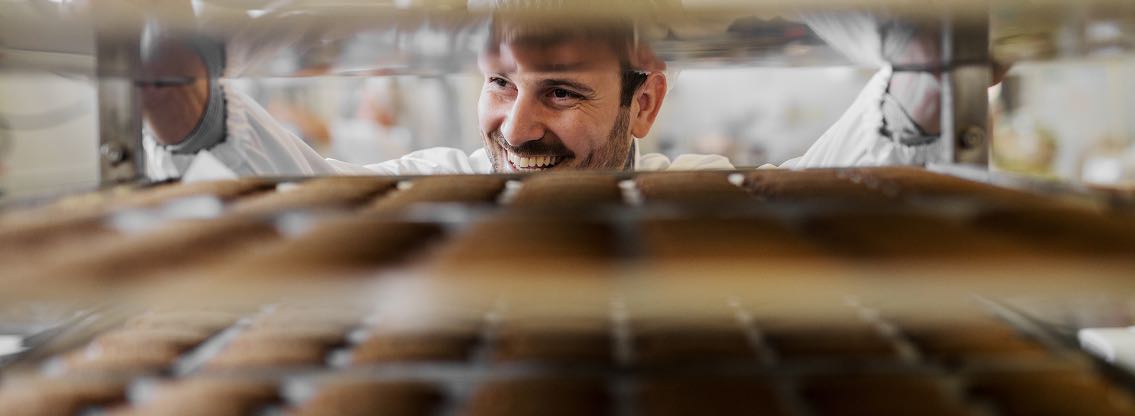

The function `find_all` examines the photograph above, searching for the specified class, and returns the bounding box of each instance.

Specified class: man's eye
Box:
[489,77,510,88]
[550,88,580,100]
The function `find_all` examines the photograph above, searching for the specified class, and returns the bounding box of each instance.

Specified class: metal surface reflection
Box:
[2,1,994,79]
[3,1,1135,78]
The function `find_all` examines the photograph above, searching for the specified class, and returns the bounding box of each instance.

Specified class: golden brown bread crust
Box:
[631,324,759,367]
[843,166,1066,209]
[366,175,508,213]
[492,323,613,364]
[24,217,280,284]
[349,330,479,364]
[118,179,277,209]
[466,378,611,416]
[230,177,398,215]
[968,369,1135,416]
[213,218,443,279]
[0,180,273,285]
[636,377,788,416]
[971,207,1135,258]
[0,179,272,265]
[634,171,752,204]
[431,216,617,270]
[639,217,821,261]
[761,324,900,361]
[119,377,280,416]
[802,212,1044,260]
[801,373,969,416]
[509,174,623,208]
[0,178,272,226]
[202,336,332,370]
[0,376,128,416]
[122,310,243,333]
[52,313,237,375]
[58,344,183,375]
[745,169,891,203]
[89,328,214,352]
[285,379,442,416]
[902,322,1053,364]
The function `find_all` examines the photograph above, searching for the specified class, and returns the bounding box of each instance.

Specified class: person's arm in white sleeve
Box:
[140,38,370,180]
[146,76,486,178]
[362,147,491,175]
[782,11,947,168]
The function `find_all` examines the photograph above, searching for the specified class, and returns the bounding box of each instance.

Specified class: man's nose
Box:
[500,94,546,147]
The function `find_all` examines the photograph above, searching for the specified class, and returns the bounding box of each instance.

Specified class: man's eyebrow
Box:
[539,78,596,95]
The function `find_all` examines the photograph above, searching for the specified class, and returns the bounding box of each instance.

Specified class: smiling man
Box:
[477,22,669,173]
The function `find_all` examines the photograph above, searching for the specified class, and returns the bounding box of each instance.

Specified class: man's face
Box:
[478,35,634,173]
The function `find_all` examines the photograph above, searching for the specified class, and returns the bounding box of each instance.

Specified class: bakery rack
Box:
[3,1,1135,415]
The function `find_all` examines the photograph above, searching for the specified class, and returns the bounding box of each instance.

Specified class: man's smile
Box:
[506,151,567,171]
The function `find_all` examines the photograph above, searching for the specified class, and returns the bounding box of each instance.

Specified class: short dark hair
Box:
[620,70,648,107]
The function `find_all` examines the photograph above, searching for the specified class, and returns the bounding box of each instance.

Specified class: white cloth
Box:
[780,10,946,168]
[145,83,351,179]
[781,66,943,168]
[145,82,735,179]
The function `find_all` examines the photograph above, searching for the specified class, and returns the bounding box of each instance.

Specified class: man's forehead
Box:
[480,36,621,74]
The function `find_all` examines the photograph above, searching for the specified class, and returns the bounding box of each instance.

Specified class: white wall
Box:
[649,66,874,166]
[993,59,1135,185]
[0,73,98,202]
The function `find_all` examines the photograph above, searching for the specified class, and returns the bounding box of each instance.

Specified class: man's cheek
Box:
[476,93,502,132]
[559,127,598,158]
[477,108,501,147]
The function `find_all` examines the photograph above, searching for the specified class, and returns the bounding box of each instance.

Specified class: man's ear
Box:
[630,72,667,138]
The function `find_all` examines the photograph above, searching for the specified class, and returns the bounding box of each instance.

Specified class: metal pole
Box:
[940,7,992,166]
[95,5,144,186]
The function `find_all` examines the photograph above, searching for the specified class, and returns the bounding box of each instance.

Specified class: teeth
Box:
[507,152,562,169]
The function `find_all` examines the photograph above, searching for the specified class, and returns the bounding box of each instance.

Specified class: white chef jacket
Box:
[780,66,943,168]
[145,65,937,180]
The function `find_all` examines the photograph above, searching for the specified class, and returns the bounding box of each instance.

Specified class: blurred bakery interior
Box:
[3,0,1135,415]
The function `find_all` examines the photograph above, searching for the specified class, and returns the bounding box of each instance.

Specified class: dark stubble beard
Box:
[484,107,633,173]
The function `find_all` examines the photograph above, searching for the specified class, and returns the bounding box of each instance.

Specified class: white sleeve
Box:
[145,83,496,178]
[781,12,945,168]
[665,154,735,171]
[144,83,373,180]
[221,85,372,176]
[362,147,489,175]
[781,67,946,169]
